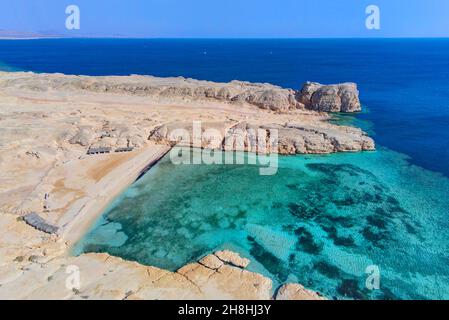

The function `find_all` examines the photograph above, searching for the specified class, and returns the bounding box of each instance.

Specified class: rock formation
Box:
[150,121,375,154]
[276,283,326,300]
[0,73,303,112]
[1,72,362,113]
[297,82,362,112]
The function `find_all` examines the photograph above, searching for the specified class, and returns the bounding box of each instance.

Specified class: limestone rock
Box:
[280,123,375,153]
[276,283,326,300]
[149,121,235,149]
[2,72,303,112]
[199,254,224,270]
[214,250,250,268]
[69,127,95,147]
[298,82,361,113]
[150,120,374,155]
[297,82,323,106]
[233,89,301,112]
[223,122,266,153]
[176,253,271,300]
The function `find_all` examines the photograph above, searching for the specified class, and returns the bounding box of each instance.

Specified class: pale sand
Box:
[59,144,171,248]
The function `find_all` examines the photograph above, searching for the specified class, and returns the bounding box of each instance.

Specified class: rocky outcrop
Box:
[67,122,154,150]
[271,123,375,154]
[176,251,272,300]
[0,73,303,112]
[297,82,361,112]
[275,283,326,300]
[229,86,303,112]
[68,127,95,147]
[2,72,363,113]
[150,121,375,155]
[213,250,251,268]
[149,121,236,150]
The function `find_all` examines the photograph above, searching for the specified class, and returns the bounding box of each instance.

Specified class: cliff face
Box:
[297,82,362,112]
[150,121,374,155]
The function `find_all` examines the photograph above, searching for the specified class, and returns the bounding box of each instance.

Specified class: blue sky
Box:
[0,0,448,38]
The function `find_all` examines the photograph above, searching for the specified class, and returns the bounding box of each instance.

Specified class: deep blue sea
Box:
[2,39,449,299]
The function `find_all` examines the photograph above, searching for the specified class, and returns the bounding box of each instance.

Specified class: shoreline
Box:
[56,145,327,300]
[60,144,171,250]
[0,71,372,299]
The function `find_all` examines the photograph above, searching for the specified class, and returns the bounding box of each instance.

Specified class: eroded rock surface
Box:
[214,250,251,268]
[151,121,375,155]
[0,73,304,112]
[298,82,361,112]
[1,72,363,113]
[276,283,326,300]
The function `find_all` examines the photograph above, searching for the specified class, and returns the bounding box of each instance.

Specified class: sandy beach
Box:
[59,144,171,248]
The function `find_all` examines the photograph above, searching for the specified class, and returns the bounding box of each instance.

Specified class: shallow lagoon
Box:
[74,147,449,300]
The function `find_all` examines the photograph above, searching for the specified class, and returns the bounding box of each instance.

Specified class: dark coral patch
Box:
[314,260,342,279]
[281,224,296,233]
[333,235,355,247]
[375,207,387,216]
[286,183,299,190]
[271,202,283,209]
[316,214,354,229]
[288,203,301,216]
[366,215,388,229]
[386,196,407,214]
[306,163,375,179]
[361,226,388,248]
[294,227,323,254]
[247,236,289,282]
[403,221,417,235]
[323,225,356,247]
[333,197,356,206]
[288,253,297,268]
[288,202,322,219]
[337,279,369,300]
[380,287,398,300]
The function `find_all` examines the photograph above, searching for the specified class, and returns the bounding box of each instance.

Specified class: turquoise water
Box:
[74,147,449,300]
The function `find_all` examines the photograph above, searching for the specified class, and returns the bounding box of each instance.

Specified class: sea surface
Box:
[73,148,449,300]
[2,39,448,299]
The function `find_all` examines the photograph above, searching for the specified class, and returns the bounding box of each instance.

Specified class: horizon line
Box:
[2,36,449,40]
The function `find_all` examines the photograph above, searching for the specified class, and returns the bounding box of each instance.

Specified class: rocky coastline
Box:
[0,71,375,299]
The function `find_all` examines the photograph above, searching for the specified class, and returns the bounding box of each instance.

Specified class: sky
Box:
[0,0,448,38]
